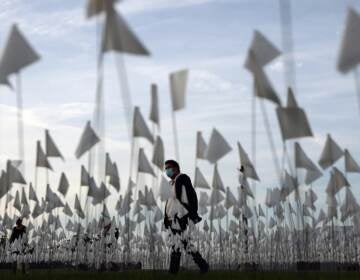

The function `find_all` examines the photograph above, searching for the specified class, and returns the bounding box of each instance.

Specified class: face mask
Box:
[165,168,174,178]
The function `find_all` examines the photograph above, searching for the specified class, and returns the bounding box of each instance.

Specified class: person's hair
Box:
[16,218,22,225]
[165,159,180,171]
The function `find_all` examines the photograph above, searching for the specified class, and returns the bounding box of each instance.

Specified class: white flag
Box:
[237,142,259,181]
[276,90,313,141]
[206,128,232,164]
[244,30,281,72]
[196,131,208,160]
[294,142,318,171]
[58,172,69,197]
[194,167,210,189]
[318,134,344,169]
[0,24,40,79]
[101,7,150,56]
[36,141,53,170]
[45,129,63,159]
[75,121,100,159]
[149,83,159,126]
[138,148,155,176]
[133,106,154,143]
[344,149,360,173]
[86,0,117,18]
[170,69,188,111]
[74,194,85,219]
[212,164,225,193]
[152,136,164,170]
[337,8,360,73]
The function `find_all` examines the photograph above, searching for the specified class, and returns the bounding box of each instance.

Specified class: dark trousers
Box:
[169,228,209,274]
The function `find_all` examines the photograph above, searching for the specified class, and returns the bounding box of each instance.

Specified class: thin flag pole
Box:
[353,67,360,116]
[16,73,25,175]
[171,110,180,162]
[115,53,133,139]
[279,0,297,93]
[251,84,257,205]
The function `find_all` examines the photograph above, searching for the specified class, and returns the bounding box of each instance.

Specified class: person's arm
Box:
[176,175,192,211]
[174,177,183,201]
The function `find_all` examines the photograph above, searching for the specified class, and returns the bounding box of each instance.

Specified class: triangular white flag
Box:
[152,135,164,170]
[29,183,38,203]
[75,121,100,159]
[101,7,150,55]
[45,129,63,159]
[74,194,85,219]
[224,187,237,209]
[206,128,232,164]
[58,172,69,197]
[13,190,21,212]
[81,165,90,186]
[294,142,318,171]
[0,171,7,199]
[7,160,26,185]
[345,149,360,173]
[337,8,360,73]
[276,92,313,141]
[245,30,281,72]
[318,134,344,169]
[212,164,225,193]
[196,131,208,160]
[132,106,154,143]
[138,148,155,176]
[21,187,28,206]
[63,202,73,217]
[237,142,259,181]
[0,24,40,78]
[305,168,323,185]
[250,51,281,105]
[36,141,53,170]
[194,167,210,189]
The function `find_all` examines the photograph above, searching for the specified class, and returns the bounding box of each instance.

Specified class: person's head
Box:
[16,218,23,227]
[164,159,180,179]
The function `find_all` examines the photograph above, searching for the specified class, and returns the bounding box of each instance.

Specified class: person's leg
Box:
[182,236,209,273]
[169,230,182,274]
[169,246,181,274]
[190,251,209,273]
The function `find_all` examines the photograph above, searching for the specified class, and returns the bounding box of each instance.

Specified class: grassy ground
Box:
[0,270,360,280]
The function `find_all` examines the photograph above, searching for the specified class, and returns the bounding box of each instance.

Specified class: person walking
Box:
[9,218,27,274]
[163,159,209,274]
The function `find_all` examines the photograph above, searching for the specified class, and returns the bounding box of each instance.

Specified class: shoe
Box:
[191,251,209,273]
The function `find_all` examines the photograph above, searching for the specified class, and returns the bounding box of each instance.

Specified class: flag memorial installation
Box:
[0,1,360,278]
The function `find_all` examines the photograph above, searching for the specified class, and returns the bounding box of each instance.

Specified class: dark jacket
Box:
[10,225,26,244]
[164,174,201,230]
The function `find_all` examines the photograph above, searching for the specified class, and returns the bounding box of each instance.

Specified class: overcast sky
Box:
[0,0,360,216]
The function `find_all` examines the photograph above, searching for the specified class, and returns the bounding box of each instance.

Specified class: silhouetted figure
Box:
[9,218,27,274]
[163,159,209,274]
[10,218,26,244]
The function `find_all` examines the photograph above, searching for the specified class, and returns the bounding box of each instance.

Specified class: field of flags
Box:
[1,0,360,272]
